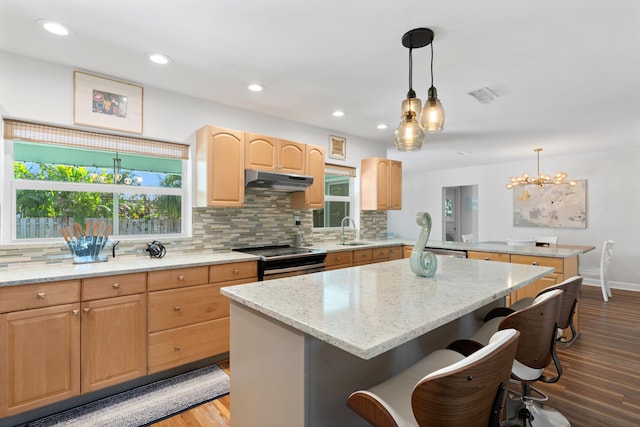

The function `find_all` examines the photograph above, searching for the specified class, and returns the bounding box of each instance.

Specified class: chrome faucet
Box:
[340,216,356,244]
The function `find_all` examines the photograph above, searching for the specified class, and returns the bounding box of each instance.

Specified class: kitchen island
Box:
[222,256,553,427]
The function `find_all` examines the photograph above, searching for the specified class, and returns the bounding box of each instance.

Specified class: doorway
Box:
[442,185,478,242]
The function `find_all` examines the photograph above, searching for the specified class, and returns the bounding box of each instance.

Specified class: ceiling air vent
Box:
[468,86,499,104]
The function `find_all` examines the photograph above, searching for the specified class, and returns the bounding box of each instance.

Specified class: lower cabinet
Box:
[0,303,81,417]
[325,245,403,270]
[0,260,258,418]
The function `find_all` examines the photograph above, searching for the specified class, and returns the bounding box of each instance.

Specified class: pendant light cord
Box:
[409,46,414,92]
[430,42,434,88]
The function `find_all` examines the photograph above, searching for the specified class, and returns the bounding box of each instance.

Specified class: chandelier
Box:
[506,148,576,189]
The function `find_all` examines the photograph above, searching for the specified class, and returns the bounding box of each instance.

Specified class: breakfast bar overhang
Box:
[222,256,553,427]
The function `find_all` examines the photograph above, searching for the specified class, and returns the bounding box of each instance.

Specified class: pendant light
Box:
[394,29,430,151]
[394,28,444,151]
[505,148,577,189]
[420,41,445,132]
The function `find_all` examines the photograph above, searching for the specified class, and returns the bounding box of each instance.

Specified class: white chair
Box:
[461,234,473,243]
[533,236,559,246]
[600,240,615,302]
[506,239,536,247]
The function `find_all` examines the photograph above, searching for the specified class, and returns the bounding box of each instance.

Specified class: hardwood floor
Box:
[153,286,639,427]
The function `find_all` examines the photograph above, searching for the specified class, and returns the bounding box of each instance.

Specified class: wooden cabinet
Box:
[195,125,245,207]
[0,280,81,417]
[371,247,389,262]
[361,158,402,210]
[147,261,257,374]
[388,245,403,260]
[353,248,373,266]
[81,293,147,393]
[325,251,354,271]
[245,133,305,174]
[291,144,325,209]
[467,251,511,263]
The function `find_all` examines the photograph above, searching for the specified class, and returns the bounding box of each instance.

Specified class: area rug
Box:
[28,364,229,427]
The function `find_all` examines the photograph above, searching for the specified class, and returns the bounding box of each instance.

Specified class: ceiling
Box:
[1,0,639,170]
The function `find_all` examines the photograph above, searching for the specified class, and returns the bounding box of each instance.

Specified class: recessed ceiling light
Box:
[332,110,345,117]
[248,83,264,92]
[377,124,388,130]
[37,19,71,36]
[148,53,171,65]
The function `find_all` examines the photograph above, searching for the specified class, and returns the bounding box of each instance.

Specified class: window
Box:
[2,119,189,242]
[313,165,356,228]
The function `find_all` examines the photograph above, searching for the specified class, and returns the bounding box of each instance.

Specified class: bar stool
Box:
[346,329,520,427]
[463,290,567,427]
[485,276,583,345]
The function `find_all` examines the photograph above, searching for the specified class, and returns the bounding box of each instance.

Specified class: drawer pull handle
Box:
[174,306,182,312]
[233,269,239,275]
[37,292,46,299]
[336,256,341,261]
[83,308,91,313]
[178,275,185,281]
[112,282,120,289]
[174,346,181,352]
[484,257,489,261]
[532,262,539,266]
[72,309,79,316]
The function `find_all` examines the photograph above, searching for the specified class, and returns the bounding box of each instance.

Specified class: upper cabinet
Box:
[245,133,306,175]
[291,144,325,209]
[361,158,402,210]
[195,126,245,208]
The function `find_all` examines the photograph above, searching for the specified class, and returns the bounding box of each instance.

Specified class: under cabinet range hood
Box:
[245,169,313,192]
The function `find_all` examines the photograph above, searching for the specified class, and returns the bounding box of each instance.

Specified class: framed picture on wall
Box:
[74,71,144,134]
[328,135,346,160]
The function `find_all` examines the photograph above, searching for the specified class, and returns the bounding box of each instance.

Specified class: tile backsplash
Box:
[0,189,387,267]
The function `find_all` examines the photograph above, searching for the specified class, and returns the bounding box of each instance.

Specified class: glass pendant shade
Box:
[420,86,445,132]
[394,109,425,151]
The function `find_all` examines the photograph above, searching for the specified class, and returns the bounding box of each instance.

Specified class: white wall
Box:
[389,148,640,290]
[0,51,386,169]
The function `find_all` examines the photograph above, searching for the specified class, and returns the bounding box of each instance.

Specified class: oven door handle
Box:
[263,263,326,277]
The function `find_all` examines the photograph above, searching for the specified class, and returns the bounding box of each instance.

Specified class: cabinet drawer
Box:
[325,251,353,269]
[148,318,230,374]
[148,283,229,333]
[510,255,564,274]
[82,273,146,301]
[0,280,80,313]
[209,261,257,284]
[148,266,209,291]
[372,247,389,261]
[468,251,511,263]
[353,248,373,265]
[388,246,403,260]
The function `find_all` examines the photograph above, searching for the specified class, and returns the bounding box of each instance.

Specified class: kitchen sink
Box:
[340,241,370,246]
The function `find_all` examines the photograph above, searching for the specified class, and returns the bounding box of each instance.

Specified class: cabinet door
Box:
[361,158,390,210]
[81,294,147,393]
[291,144,325,209]
[246,133,277,171]
[388,245,403,260]
[278,139,306,174]
[389,160,402,210]
[195,126,245,207]
[0,304,80,417]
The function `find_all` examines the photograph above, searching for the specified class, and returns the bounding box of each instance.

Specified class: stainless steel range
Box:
[233,245,327,280]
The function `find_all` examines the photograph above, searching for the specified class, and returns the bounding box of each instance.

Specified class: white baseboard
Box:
[582,280,640,293]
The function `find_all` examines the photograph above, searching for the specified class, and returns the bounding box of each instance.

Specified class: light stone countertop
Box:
[221,256,553,360]
[0,251,259,287]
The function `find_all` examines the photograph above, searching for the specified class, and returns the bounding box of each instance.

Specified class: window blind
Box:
[3,119,189,160]
[325,163,356,177]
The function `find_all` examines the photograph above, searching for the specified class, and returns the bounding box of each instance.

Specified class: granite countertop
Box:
[424,240,583,258]
[310,238,408,252]
[221,256,553,360]
[0,251,259,287]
